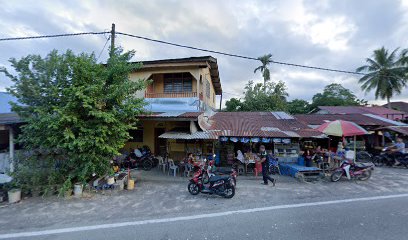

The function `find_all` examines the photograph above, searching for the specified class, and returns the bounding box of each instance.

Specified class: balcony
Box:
[145,92,197,98]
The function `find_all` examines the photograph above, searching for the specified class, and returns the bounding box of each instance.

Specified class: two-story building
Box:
[124,56,223,159]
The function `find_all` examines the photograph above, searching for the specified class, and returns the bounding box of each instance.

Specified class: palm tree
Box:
[254,54,273,86]
[356,47,407,109]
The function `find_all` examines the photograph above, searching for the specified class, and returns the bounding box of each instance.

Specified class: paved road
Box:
[2,194,408,240]
[1,167,408,240]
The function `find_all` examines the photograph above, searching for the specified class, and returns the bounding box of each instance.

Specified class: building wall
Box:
[129,67,216,109]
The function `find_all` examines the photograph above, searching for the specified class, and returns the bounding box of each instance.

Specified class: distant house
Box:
[314,106,406,121]
[382,102,408,115]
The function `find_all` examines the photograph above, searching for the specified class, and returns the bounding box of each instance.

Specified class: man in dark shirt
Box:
[259,145,276,186]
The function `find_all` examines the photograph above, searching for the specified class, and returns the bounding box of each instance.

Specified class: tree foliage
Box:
[356,47,408,108]
[1,48,147,193]
[225,80,288,111]
[287,99,311,114]
[310,83,366,110]
[254,54,273,86]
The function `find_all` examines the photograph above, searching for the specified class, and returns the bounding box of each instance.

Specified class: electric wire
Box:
[0,31,109,41]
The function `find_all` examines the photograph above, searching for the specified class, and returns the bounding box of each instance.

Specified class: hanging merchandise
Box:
[282,138,291,144]
[240,137,250,143]
[251,137,260,143]
[220,136,229,142]
[230,137,239,143]
[273,138,282,143]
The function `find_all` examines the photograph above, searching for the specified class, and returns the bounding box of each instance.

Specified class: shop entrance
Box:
[154,128,166,156]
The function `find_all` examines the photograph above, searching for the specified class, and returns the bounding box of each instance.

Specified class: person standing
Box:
[258,145,276,186]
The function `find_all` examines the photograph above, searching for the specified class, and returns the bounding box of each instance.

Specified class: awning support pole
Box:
[9,126,15,173]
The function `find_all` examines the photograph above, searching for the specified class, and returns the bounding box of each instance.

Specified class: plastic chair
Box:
[168,159,179,177]
[184,163,192,177]
[254,162,263,177]
[157,156,166,173]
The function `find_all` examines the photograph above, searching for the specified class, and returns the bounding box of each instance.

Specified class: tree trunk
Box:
[387,97,391,109]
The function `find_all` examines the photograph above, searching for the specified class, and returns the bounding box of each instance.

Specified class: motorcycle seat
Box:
[355,163,373,168]
[215,169,233,175]
[209,175,230,182]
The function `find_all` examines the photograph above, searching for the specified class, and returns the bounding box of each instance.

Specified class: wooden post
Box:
[110,23,115,57]
[9,126,14,173]
[219,93,223,111]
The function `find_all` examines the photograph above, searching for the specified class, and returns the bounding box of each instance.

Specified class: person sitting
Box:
[392,138,406,166]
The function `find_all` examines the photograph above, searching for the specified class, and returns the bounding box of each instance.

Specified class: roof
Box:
[136,56,222,95]
[159,131,217,140]
[382,102,408,114]
[0,113,22,125]
[139,111,202,120]
[317,106,406,120]
[376,126,408,136]
[295,114,407,128]
[206,112,324,138]
[0,92,18,114]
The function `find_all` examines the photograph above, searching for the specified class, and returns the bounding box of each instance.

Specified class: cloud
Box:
[0,0,407,106]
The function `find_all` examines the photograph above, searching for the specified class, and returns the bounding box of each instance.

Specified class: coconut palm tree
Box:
[254,54,273,86]
[356,47,407,109]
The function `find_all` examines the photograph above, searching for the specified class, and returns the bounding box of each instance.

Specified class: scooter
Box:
[202,160,237,186]
[373,148,408,167]
[188,165,235,198]
[331,160,374,182]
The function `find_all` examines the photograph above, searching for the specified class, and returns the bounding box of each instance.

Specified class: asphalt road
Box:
[3,194,408,240]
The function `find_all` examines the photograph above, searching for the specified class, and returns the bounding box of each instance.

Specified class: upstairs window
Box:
[163,73,193,93]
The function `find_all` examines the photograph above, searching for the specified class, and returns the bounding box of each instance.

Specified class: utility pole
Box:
[110,23,115,57]
[219,93,223,111]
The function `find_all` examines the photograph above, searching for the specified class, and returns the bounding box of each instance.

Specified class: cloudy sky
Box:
[1,0,407,105]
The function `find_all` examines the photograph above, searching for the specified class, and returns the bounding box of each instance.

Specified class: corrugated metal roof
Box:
[363,114,407,126]
[317,106,406,120]
[206,112,323,138]
[0,113,21,125]
[158,130,217,140]
[295,114,405,127]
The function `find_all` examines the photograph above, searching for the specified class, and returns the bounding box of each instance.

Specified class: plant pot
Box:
[73,183,83,198]
[8,189,22,203]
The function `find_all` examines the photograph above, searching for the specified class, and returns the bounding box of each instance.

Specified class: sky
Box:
[1,0,408,106]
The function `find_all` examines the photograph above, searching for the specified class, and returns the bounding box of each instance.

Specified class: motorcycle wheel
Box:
[330,170,343,182]
[224,185,235,199]
[188,183,200,195]
[373,156,384,167]
[142,160,153,171]
[357,170,372,181]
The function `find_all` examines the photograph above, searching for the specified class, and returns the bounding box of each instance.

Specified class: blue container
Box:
[297,156,305,166]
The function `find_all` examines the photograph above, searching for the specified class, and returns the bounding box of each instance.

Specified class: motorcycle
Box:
[188,165,235,198]
[331,160,374,182]
[373,148,408,167]
[116,146,157,171]
[202,160,237,186]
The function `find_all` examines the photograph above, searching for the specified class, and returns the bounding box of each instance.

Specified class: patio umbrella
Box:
[317,120,368,161]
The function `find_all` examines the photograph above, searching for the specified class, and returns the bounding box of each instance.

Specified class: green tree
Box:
[224,80,288,111]
[310,83,366,110]
[1,48,147,193]
[356,47,408,108]
[254,54,273,86]
[287,99,311,114]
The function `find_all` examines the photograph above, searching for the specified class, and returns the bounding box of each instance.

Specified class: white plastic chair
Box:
[168,159,179,177]
[157,156,166,173]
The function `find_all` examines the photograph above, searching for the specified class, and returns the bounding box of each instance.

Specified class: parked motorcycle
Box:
[202,160,237,186]
[115,146,157,171]
[188,165,235,198]
[331,160,374,182]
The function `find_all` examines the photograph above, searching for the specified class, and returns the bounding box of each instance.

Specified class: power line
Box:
[116,32,365,76]
[0,31,109,41]
[96,36,110,61]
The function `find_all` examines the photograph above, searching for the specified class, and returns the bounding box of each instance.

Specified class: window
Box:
[163,73,193,93]
[206,80,211,98]
[129,128,143,142]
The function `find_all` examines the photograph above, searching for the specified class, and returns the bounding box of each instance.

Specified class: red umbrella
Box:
[317,120,368,162]
[317,120,368,137]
